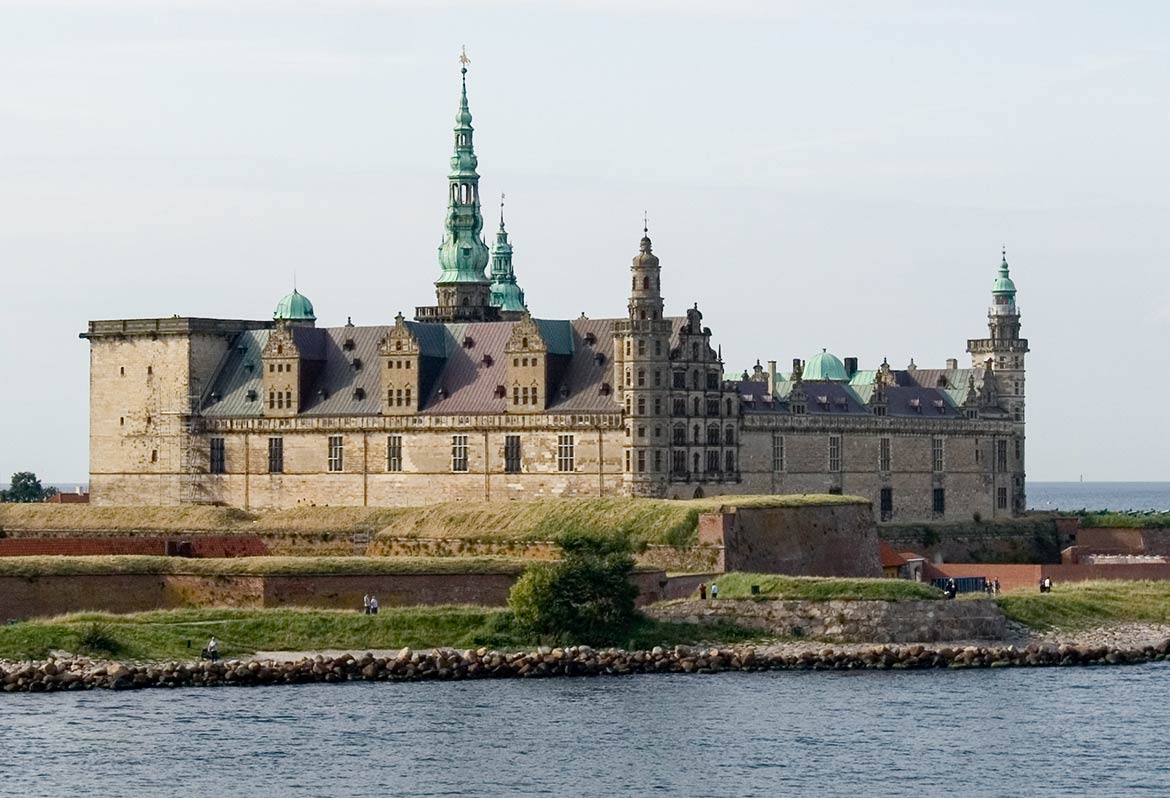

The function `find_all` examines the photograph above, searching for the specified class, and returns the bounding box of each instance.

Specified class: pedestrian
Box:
[369,595,379,615]
[945,578,957,599]
[206,636,219,662]
[710,583,719,600]
[993,578,1001,595]
[1042,576,1053,593]
[362,594,371,614]
[984,577,992,595]
[698,583,707,600]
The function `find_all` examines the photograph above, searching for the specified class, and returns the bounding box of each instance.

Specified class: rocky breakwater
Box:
[4,639,1170,692]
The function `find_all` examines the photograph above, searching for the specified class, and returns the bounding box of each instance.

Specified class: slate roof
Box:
[200,317,623,419]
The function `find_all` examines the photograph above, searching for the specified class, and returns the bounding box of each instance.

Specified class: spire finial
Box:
[643,210,648,236]
[499,192,505,229]
[459,45,470,75]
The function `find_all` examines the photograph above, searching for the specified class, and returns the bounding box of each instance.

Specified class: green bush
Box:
[508,531,639,645]
[76,622,121,656]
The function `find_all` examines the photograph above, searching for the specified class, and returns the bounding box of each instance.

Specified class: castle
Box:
[82,63,1028,521]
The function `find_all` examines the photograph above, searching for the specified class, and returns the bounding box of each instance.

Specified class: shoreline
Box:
[4,626,1169,693]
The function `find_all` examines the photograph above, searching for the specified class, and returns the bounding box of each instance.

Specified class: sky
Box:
[1,0,1168,483]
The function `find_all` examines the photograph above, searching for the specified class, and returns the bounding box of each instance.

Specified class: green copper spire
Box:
[489,193,527,312]
[436,52,490,287]
[991,246,1017,299]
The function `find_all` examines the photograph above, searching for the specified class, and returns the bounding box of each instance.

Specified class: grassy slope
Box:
[712,573,942,601]
[0,555,527,577]
[1078,512,1170,529]
[0,494,867,547]
[996,580,1170,630]
[0,608,759,661]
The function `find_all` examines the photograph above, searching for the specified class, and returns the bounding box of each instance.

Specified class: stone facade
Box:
[82,64,1029,523]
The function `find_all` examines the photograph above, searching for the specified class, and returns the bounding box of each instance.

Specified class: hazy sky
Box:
[1,1,1168,483]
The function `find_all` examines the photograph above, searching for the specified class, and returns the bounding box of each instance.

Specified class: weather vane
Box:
[460,45,470,69]
[643,210,648,235]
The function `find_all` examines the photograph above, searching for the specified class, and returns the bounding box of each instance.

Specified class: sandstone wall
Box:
[701,503,880,577]
[649,598,1007,643]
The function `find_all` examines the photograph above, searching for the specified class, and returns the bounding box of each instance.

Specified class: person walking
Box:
[993,578,1001,595]
[699,583,707,600]
[710,583,719,600]
[369,595,379,615]
[206,637,219,662]
[362,594,371,614]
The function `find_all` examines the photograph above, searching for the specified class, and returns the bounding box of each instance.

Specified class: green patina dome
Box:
[802,349,848,381]
[273,289,316,322]
[992,254,1017,297]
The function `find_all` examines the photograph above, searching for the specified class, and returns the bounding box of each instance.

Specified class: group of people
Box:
[1039,576,1054,593]
[982,577,1002,595]
[697,583,719,600]
[362,594,380,614]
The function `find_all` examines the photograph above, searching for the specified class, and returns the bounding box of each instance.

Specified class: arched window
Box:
[726,398,732,415]
[725,451,735,473]
[642,276,650,289]
[693,452,700,473]
[692,397,700,415]
[640,310,646,320]
[692,424,700,443]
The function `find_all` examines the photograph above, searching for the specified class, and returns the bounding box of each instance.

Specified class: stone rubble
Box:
[2,637,1168,693]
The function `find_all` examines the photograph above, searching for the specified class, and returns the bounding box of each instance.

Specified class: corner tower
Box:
[967,248,1029,513]
[613,225,671,497]
[416,51,499,324]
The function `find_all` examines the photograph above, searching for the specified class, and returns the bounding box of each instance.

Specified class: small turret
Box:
[489,194,528,317]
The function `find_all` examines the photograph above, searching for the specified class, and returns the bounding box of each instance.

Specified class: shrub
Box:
[76,622,121,656]
[508,531,639,645]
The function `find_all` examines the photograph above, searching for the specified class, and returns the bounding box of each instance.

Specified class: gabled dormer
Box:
[262,321,302,417]
[505,314,547,413]
[380,312,422,416]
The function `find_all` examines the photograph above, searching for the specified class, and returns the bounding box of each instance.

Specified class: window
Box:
[692,343,700,360]
[504,435,521,473]
[707,399,719,417]
[513,385,519,405]
[693,424,700,444]
[692,397,700,416]
[1014,439,1022,462]
[654,371,662,387]
[654,340,662,356]
[932,438,944,473]
[654,398,662,414]
[706,450,720,473]
[387,435,402,472]
[654,450,662,472]
[879,437,891,472]
[210,438,226,474]
[707,426,720,445]
[724,426,734,445]
[997,486,1008,509]
[452,435,469,472]
[557,434,575,472]
[1013,406,1024,422]
[880,487,893,522]
[706,372,719,390]
[725,450,735,473]
[638,340,646,355]
[673,371,686,389]
[932,488,946,516]
[637,370,645,387]
[996,440,1008,472]
[673,425,686,445]
[150,449,158,463]
[673,399,686,415]
[828,435,841,472]
[672,450,687,475]
[637,426,645,438]
[268,437,284,474]
[637,450,646,473]
[328,435,344,472]
[772,433,784,471]
[637,397,645,414]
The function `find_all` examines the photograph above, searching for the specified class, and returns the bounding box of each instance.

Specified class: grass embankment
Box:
[0,555,527,577]
[1078,512,1170,529]
[997,580,1170,630]
[0,608,759,662]
[0,494,867,548]
[711,573,943,601]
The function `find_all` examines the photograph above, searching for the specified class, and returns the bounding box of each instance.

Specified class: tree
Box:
[3,472,53,503]
[508,530,640,645]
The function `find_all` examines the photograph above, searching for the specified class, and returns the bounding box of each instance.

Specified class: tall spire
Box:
[490,192,528,313]
[435,47,490,290]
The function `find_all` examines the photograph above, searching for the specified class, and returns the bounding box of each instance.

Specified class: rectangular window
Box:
[772,433,784,471]
[209,437,226,474]
[673,399,686,415]
[997,486,1008,509]
[672,371,686,389]
[706,372,719,390]
[504,435,521,474]
[706,399,719,417]
[725,450,735,473]
[996,440,1008,472]
[706,450,720,473]
[672,450,687,475]
[327,435,344,472]
[557,434,575,472]
[452,434,469,472]
[932,487,946,516]
[828,435,841,472]
[879,487,893,522]
[879,437,891,472]
[932,438,944,473]
[267,437,283,474]
[1014,439,1022,462]
[637,450,646,473]
[654,450,662,472]
[387,435,402,472]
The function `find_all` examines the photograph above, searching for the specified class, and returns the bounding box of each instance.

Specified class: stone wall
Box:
[0,568,676,621]
[0,536,268,558]
[649,598,1007,643]
[699,502,881,577]
[880,515,1065,564]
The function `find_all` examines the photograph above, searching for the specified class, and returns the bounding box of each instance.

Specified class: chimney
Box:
[792,358,802,376]
[767,360,777,395]
[844,357,858,377]
[946,358,958,370]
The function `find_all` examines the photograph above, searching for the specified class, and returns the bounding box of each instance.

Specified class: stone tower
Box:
[416,58,498,323]
[488,196,528,319]
[613,226,671,496]
[967,249,1029,512]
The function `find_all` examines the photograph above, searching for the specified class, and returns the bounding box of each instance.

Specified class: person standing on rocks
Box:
[369,595,379,615]
[206,637,219,662]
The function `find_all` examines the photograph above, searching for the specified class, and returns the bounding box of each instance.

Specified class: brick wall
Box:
[0,535,267,558]
[927,561,1170,592]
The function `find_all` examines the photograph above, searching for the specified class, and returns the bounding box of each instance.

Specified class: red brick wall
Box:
[926,563,1041,592]
[928,561,1170,592]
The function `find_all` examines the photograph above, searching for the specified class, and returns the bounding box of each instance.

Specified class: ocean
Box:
[1028,482,1170,513]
